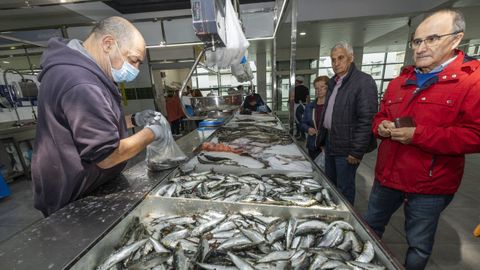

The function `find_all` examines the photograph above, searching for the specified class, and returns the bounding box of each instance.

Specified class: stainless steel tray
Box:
[152,165,348,211]
[71,196,403,269]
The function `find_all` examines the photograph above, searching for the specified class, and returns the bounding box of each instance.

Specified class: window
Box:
[362,53,385,65]
[361,51,405,100]
[190,63,257,94]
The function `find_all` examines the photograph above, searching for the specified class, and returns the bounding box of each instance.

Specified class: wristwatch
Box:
[131,113,137,127]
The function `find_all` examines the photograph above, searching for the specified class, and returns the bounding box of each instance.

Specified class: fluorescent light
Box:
[3,61,10,64]
[247,36,273,41]
[147,41,203,49]
[299,32,306,36]
[10,46,16,50]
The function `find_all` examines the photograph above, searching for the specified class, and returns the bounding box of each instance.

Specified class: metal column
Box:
[272,37,278,111]
[288,0,298,133]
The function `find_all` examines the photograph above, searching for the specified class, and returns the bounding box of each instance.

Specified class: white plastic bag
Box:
[231,59,253,82]
[205,0,249,68]
[314,151,325,172]
[146,120,187,171]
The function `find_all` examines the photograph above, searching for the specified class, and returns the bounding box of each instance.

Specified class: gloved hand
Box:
[144,113,171,141]
[145,124,165,141]
[134,109,158,127]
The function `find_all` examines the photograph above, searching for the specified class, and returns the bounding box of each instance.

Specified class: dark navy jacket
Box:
[32,38,128,216]
[318,63,378,159]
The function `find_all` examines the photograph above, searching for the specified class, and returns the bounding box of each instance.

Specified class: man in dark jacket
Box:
[319,42,378,205]
[365,9,480,270]
[32,17,168,216]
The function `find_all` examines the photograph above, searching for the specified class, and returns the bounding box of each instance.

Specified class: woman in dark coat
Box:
[301,76,329,159]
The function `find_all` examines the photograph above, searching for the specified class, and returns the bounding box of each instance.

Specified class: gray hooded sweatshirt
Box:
[32,37,128,216]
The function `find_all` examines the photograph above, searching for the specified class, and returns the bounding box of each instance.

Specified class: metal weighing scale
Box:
[176,0,252,127]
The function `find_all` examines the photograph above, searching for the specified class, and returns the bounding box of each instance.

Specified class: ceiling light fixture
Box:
[299,32,306,36]
[3,61,10,64]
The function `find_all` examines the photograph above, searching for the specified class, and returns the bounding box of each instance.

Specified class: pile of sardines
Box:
[216,126,293,146]
[97,211,385,270]
[155,170,336,209]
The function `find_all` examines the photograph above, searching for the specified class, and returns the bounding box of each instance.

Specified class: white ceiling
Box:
[273,1,480,56]
[1,0,480,63]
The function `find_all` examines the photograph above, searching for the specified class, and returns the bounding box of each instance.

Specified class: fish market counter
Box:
[0,113,404,269]
[0,128,216,270]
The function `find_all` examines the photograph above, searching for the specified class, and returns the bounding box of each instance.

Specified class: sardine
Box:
[326,220,354,231]
[308,253,329,270]
[97,239,147,270]
[257,250,296,263]
[217,236,253,251]
[291,249,309,269]
[127,252,170,270]
[191,215,226,236]
[149,237,170,253]
[319,259,348,269]
[299,234,316,248]
[166,216,196,226]
[278,195,318,207]
[254,262,279,270]
[286,218,298,249]
[291,236,302,249]
[317,226,344,247]
[164,184,178,197]
[355,241,375,263]
[296,220,329,235]
[209,230,239,239]
[177,239,198,254]
[173,243,191,270]
[321,188,334,206]
[266,226,286,244]
[240,228,266,244]
[347,231,363,253]
[161,229,190,249]
[311,247,353,261]
[228,252,255,270]
[210,220,237,234]
[196,263,237,270]
[347,260,386,270]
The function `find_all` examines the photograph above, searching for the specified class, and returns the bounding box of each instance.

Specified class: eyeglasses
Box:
[408,31,463,49]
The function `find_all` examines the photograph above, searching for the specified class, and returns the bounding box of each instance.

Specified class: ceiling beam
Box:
[0,34,46,47]
[0,0,107,11]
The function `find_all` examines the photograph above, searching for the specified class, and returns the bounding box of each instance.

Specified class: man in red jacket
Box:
[364,9,480,270]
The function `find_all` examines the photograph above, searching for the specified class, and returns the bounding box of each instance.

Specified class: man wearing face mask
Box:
[32,17,167,217]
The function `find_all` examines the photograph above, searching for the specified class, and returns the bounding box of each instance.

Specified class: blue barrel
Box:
[0,168,11,198]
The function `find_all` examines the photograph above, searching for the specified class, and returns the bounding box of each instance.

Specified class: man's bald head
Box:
[88,16,145,50]
[422,9,465,34]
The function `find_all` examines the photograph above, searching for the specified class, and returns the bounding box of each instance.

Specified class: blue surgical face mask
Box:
[110,42,139,83]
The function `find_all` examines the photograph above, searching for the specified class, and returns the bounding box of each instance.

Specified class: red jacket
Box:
[373,50,480,194]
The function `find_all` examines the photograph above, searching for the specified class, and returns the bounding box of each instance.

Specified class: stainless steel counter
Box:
[0,128,215,270]
[0,120,403,270]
